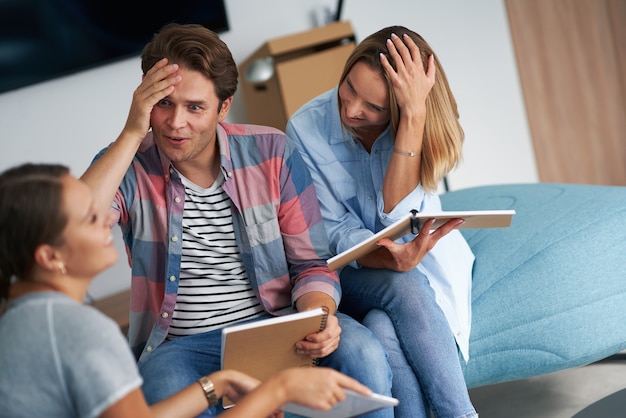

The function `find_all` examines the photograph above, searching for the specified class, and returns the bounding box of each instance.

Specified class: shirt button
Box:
[146,345,153,352]
[161,312,169,319]
[175,196,182,203]
[169,275,176,282]
[171,235,178,242]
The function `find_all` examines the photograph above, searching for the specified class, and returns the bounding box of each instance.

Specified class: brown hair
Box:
[141,23,238,111]
[338,26,464,192]
[0,163,69,304]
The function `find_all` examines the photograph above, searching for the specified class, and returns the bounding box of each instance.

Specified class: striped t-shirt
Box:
[168,171,264,338]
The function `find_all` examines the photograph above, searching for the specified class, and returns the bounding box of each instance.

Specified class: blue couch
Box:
[439,183,626,388]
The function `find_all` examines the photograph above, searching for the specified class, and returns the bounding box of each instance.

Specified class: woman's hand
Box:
[364,217,464,271]
[218,367,372,418]
[269,367,372,411]
[213,369,262,405]
[380,32,435,118]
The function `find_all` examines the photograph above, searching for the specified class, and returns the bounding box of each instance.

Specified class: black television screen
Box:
[0,0,229,94]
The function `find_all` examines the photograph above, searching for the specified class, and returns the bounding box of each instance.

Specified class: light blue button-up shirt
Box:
[286,88,474,360]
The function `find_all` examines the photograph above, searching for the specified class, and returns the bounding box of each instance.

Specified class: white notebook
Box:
[327,209,515,271]
[281,389,398,418]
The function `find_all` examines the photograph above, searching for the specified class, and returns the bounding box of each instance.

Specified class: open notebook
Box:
[327,209,515,270]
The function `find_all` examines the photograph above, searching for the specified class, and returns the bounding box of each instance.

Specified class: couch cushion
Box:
[440,183,626,388]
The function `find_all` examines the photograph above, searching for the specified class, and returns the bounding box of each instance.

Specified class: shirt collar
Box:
[216,122,233,179]
[328,87,348,146]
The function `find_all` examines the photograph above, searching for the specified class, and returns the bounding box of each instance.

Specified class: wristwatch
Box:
[198,375,218,407]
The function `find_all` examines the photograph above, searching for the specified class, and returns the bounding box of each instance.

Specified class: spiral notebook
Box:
[221,307,329,407]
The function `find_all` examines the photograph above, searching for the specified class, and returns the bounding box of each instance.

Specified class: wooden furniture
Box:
[90,289,131,335]
[506,0,626,185]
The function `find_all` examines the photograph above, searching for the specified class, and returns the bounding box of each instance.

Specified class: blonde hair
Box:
[337,26,464,192]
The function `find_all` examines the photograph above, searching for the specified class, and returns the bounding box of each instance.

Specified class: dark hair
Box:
[0,163,69,303]
[141,23,238,110]
[337,26,464,192]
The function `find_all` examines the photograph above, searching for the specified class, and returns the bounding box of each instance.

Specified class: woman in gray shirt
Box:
[0,163,373,418]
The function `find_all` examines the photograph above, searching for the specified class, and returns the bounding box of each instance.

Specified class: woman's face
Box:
[338,61,391,134]
[57,175,118,279]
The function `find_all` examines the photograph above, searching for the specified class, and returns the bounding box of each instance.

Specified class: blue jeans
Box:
[138,312,393,417]
[340,266,478,418]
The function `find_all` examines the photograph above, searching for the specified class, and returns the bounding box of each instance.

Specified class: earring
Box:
[57,262,67,275]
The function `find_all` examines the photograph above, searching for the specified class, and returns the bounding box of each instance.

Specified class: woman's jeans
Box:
[138,312,393,417]
[340,265,478,418]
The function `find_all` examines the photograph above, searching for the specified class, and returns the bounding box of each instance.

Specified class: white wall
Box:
[0,0,538,300]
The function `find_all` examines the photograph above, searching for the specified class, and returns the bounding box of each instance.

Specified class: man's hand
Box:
[80,58,182,215]
[295,313,341,358]
[122,58,181,142]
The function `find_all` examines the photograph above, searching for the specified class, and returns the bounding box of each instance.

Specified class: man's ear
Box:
[218,97,233,122]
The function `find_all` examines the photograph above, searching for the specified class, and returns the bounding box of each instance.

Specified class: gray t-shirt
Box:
[0,292,142,418]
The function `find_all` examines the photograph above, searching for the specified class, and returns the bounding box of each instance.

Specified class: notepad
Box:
[221,307,329,407]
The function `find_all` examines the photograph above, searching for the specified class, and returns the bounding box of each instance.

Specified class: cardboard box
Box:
[239,21,355,131]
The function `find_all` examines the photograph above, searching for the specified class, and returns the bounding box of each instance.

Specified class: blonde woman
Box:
[287,26,478,418]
